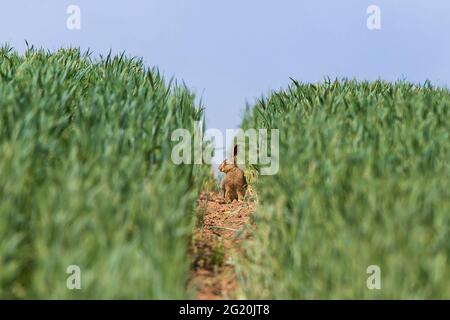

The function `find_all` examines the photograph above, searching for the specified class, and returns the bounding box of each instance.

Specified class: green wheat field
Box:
[0,46,449,299]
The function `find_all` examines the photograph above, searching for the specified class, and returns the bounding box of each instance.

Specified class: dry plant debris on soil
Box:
[188,191,256,299]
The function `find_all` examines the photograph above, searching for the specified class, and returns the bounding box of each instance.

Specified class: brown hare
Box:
[218,145,247,203]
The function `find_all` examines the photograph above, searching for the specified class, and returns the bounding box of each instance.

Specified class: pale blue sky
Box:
[1,0,449,140]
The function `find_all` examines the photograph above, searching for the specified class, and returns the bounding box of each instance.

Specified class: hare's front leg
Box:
[224,187,233,203]
[221,179,226,199]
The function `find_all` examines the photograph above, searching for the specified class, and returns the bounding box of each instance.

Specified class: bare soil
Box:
[188,191,255,299]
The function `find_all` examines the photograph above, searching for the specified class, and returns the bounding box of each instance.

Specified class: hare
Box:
[219,145,247,203]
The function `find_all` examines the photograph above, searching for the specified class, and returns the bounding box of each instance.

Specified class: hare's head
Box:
[218,158,235,173]
[218,145,238,173]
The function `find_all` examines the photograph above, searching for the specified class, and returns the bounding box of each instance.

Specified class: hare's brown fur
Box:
[219,147,247,202]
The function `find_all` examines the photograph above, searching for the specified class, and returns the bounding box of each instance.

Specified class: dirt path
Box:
[188,191,255,299]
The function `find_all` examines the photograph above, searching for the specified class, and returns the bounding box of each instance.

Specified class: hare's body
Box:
[219,145,247,202]
[221,166,247,202]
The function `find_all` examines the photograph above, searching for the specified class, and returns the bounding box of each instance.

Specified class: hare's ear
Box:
[233,145,238,164]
